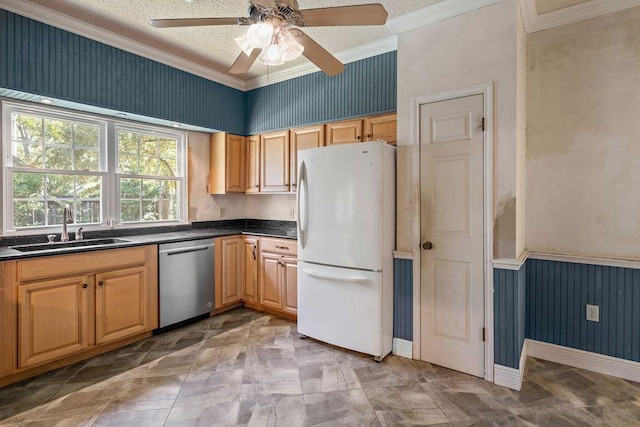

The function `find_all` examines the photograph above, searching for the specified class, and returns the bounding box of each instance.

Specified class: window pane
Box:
[76,175,101,199]
[158,198,177,220]
[74,123,99,148]
[47,200,72,226]
[159,157,177,177]
[140,135,158,157]
[45,145,73,170]
[142,200,158,221]
[159,139,176,159]
[74,148,100,171]
[47,174,75,199]
[13,142,43,168]
[140,156,159,176]
[76,200,101,224]
[119,154,139,174]
[121,200,140,222]
[44,119,72,145]
[118,131,138,154]
[14,201,46,227]
[12,114,43,144]
[121,178,141,198]
[14,172,45,198]
[141,179,161,199]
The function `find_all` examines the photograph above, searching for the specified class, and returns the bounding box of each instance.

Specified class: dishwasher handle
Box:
[160,244,213,256]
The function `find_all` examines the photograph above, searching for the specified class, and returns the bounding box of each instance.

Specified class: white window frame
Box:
[1,100,188,235]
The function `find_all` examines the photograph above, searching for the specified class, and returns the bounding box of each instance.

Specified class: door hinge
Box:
[482,327,486,342]
[481,117,486,132]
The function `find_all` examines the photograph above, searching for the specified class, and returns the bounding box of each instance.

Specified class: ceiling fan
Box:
[149,0,388,76]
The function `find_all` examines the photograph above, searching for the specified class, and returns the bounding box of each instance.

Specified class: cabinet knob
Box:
[82,283,88,289]
[356,135,361,140]
[366,133,372,140]
[98,281,104,286]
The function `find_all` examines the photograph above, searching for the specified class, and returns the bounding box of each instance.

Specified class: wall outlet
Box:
[218,208,225,218]
[586,304,599,322]
[289,209,295,219]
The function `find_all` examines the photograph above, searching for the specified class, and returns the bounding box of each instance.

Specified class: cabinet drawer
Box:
[260,238,297,256]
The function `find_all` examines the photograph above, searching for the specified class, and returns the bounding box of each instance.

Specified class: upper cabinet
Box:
[289,125,324,192]
[364,113,397,145]
[325,119,363,146]
[260,130,290,193]
[245,135,260,194]
[209,133,245,194]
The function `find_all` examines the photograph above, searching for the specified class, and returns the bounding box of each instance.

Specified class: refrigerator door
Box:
[297,261,384,357]
[297,142,382,271]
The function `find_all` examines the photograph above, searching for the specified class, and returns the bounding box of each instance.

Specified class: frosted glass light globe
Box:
[247,22,274,49]
[279,31,304,61]
[260,44,284,66]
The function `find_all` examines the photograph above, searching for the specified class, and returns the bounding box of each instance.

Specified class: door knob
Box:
[422,241,433,250]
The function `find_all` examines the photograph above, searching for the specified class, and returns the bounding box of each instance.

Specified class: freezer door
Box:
[297,142,383,270]
[297,262,384,357]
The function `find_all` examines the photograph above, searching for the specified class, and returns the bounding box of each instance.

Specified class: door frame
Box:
[410,82,494,382]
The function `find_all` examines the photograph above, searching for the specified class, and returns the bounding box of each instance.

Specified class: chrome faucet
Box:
[60,204,73,242]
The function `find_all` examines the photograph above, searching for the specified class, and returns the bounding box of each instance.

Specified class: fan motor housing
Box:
[248,1,305,26]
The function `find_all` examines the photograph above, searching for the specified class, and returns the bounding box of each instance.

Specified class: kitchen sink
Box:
[11,238,131,253]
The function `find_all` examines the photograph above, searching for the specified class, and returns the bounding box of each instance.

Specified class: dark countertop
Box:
[0,220,296,261]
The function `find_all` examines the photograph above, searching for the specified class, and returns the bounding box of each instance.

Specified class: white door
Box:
[419,94,485,377]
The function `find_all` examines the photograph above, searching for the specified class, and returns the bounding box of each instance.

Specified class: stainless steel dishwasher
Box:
[158,238,215,329]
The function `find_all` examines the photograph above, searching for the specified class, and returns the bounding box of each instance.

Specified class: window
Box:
[2,101,186,234]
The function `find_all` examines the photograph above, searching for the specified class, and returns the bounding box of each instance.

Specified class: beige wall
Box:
[526,7,640,260]
[396,0,523,259]
[515,3,527,258]
[187,131,296,222]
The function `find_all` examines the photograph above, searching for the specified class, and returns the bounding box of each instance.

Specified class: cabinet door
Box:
[225,134,246,192]
[220,236,243,307]
[260,130,290,192]
[289,125,324,192]
[18,276,91,369]
[259,252,283,311]
[325,119,363,145]
[282,256,298,316]
[242,237,259,303]
[364,113,397,145]
[245,135,260,193]
[95,266,148,345]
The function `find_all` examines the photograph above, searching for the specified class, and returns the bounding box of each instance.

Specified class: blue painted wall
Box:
[394,258,413,341]
[0,9,245,134]
[245,52,397,135]
[494,266,526,369]
[526,259,640,362]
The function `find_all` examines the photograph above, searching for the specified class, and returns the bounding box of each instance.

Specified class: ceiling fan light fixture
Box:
[260,43,284,66]
[278,30,304,61]
[247,21,274,49]
[234,34,254,56]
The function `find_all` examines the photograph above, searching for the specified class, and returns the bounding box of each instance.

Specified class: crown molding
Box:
[386,0,504,34]
[0,0,246,91]
[243,36,397,91]
[519,0,640,33]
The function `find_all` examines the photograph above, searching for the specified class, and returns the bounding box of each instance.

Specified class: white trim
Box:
[0,0,246,91]
[387,0,504,34]
[519,0,640,33]
[244,37,397,90]
[528,252,640,270]
[410,82,494,382]
[392,338,413,359]
[393,250,413,260]
[494,365,523,391]
[492,250,529,270]
[526,339,640,383]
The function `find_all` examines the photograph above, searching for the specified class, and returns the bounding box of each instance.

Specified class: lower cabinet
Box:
[259,252,285,311]
[215,236,243,309]
[258,238,298,318]
[242,236,259,304]
[282,256,298,316]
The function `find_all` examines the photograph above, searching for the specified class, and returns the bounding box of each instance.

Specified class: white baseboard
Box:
[493,341,527,391]
[526,339,640,383]
[392,338,413,359]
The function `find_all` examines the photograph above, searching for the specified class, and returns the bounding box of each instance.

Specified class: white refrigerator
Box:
[297,140,395,361]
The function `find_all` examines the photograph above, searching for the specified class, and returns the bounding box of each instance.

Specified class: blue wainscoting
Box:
[0,9,245,134]
[245,52,397,135]
[526,258,640,362]
[393,258,413,341]
[494,266,527,369]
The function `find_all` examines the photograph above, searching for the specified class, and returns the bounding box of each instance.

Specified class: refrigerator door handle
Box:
[303,268,370,284]
[297,160,308,249]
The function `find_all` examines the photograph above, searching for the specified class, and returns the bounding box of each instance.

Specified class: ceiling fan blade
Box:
[295,32,345,76]
[251,0,278,8]
[149,17,240,28]
[228,49,262,75]
[301,4,388,26]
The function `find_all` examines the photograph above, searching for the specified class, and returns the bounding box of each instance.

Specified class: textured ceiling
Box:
[31,0,443,79]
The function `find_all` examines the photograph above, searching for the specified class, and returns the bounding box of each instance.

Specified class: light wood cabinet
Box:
[209,133,245,194]
[364,113,397,145]
[1,246,157,382]
[18,275,91,369]
[95,266,148,345]
[325,119,364,145]
[325,113,397,146]
[215,236,243,309]
[258,237,297,318]
[245,135,260,193]
[260,130,290,192]
[282,256,298,316]
[289,125,324,192]
[259,252,284,311]
[242,236,259,304]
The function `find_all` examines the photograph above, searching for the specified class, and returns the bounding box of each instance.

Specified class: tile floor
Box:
[1,307,640,426]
